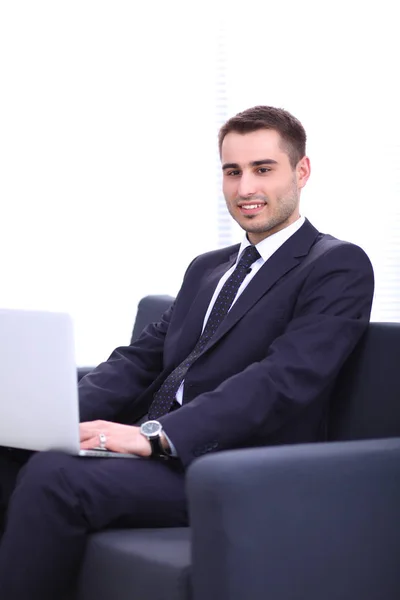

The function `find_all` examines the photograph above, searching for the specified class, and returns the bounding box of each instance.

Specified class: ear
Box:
[296,156,311,189]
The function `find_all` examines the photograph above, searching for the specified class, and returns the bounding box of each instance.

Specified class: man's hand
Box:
[80,420,152,457]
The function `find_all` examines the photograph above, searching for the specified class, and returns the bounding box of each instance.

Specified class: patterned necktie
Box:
[148,245,261,419]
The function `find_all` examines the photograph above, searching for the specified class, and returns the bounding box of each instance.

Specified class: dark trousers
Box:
[0,446,187,599]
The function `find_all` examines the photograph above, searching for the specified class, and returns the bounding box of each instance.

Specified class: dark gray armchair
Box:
[76,297,400,600]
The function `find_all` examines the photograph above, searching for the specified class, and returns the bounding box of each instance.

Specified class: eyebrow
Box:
[222,159,278,170]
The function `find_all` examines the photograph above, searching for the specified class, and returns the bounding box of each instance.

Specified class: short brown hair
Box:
[218,105,306,169]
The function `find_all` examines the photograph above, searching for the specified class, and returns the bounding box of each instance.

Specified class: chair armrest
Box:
[77,366,94,381]
[187,439,400,600]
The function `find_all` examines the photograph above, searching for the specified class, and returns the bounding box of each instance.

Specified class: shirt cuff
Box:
[163,431,178,457]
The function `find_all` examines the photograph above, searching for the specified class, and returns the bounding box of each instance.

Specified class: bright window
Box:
[216,1,400,323]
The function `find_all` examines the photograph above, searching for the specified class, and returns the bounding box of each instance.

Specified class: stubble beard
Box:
[228,181,300,238]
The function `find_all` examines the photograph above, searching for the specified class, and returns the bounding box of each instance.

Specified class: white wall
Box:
[0,1,218,364]
[1,1,399,366]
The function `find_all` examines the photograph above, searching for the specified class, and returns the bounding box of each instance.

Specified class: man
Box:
[0,105,374,598]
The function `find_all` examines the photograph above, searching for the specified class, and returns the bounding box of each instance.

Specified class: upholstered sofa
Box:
[75,296,400,600]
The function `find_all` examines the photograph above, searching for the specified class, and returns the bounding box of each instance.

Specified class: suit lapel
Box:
[202,219,321,351]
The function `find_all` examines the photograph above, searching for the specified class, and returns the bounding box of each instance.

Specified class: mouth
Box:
[237,202,266,216]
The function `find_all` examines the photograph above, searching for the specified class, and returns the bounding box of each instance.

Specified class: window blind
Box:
[215,1,400,322]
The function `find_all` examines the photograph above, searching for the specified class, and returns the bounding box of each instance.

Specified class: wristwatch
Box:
[140,420,170,458]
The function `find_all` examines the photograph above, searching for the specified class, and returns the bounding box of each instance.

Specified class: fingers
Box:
[80,420,109,432]
[80,437,101,450]
[78,422,142,455]
[79,435,120,453]
[79,423,116,451]
[79,430,113,450]
[79,420,111,442]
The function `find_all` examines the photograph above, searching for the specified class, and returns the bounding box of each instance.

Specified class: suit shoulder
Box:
[311,232,374,275]
[187,243,240,269]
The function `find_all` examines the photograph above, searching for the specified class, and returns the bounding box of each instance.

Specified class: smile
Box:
[241,204,264,210]
[238,203,266,215]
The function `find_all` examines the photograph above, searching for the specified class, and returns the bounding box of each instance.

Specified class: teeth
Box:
[242,204,262,209]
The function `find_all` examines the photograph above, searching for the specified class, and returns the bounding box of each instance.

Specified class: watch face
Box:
[141,420,162,438]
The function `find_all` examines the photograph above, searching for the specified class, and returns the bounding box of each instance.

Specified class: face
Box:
[221,129,311,244]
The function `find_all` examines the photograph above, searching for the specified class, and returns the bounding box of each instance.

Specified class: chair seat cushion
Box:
[76,527,192,600]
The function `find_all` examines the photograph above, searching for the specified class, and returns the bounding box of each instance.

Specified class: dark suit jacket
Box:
[78,219,374,468]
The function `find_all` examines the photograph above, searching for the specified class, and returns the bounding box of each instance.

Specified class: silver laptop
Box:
[0,308,138,458]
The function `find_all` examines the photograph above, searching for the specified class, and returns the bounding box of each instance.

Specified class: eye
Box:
[225,170,240,177]
[257,167,271,174]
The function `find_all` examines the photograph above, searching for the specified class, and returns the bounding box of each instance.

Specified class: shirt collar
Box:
[237,216,306,264]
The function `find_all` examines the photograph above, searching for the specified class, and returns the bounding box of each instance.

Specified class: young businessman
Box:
[0,105,374,598]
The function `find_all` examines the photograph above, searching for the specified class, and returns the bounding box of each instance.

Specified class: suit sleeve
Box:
[77,304,173,422]
[77,254,203,423]
[159,243,375,467]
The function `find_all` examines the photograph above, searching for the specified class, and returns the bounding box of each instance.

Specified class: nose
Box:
[237,172,257,198]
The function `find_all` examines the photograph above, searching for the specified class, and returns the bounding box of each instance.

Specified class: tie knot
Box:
[237,245,261,270]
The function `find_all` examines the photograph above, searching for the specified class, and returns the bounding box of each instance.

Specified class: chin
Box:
[246,221,286,240]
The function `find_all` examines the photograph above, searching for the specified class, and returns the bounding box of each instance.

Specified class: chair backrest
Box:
[130,299,400,443]
[328,322,400,441]
[130,295,175,343]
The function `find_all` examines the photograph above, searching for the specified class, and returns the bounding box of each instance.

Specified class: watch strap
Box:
[149,435,169,459]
